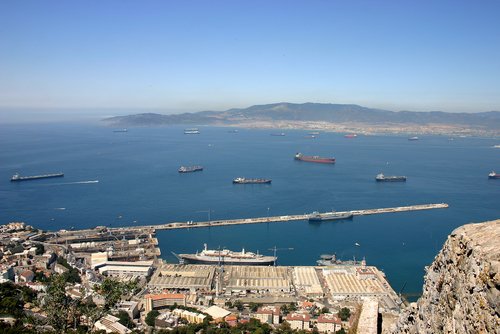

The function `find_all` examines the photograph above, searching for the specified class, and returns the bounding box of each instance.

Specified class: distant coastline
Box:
[102,102,500,137]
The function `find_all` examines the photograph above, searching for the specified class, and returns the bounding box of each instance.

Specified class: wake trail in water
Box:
[44,180,99,186]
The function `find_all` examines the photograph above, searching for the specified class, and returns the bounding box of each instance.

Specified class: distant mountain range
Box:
[103,102,500,129]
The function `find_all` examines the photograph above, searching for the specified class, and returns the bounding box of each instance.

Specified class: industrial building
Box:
[293,267,324,298]
[223,266,292,294]
[148,264,215,291]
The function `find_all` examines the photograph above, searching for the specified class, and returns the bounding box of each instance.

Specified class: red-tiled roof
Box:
[145,293,185,300]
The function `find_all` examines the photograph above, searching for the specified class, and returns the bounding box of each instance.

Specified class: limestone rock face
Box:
[393,219,500,334]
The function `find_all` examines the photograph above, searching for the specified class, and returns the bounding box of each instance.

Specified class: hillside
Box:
[392,219,500,333]
[102,102,500,135]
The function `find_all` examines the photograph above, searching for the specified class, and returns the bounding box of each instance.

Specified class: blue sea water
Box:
[1,123,499,295]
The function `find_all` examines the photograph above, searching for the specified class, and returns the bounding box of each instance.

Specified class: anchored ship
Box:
[184,128,200,134]
[11,172,64,182]
[375,173,407,182]
[294,153,335,164]
[172,244,276,266]
[233,177,271,184]
[178,166,203,173]
[488,171,500,179]
[308,211,353,222]
[316,254,365,266]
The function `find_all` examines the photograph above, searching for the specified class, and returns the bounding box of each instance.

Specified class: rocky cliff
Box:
[393,219,500,334]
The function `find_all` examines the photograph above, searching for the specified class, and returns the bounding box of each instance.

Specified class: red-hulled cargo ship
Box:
[294,153,335,164]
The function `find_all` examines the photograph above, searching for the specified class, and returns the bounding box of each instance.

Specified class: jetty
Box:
[109,203,449,232]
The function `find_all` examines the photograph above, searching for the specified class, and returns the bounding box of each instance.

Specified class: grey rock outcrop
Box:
[393,219,500,334]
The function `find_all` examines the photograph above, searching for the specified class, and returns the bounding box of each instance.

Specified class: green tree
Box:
[338,307,351,321]
[44,274,73,333]
[116,310,134,329]
[320,306,329,314]
[335,328,346,334]
[249,302,262,312]
[233,300,244,311]
[35,243,45,255]
[145,310,160,327]
[280,304,289,315]
[94,278,136,311]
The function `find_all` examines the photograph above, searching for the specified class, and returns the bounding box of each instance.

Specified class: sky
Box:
[1,0,500,118]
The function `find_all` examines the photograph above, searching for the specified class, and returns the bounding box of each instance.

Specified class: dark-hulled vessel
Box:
[233,177,271,184]
[178,166,203,173]
[308,211,353,222]
[375,173,406,182]
[294,153,335,164]
[173,244,276,266]
[11,172,64,182]
[489,171,500,179]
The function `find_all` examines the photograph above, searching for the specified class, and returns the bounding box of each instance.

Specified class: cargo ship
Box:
[375,173,407,182]
[184,128,200,134]
[172,244,276,266]
[178,166,203,173]
[233,177,271,184]
[11,172,64,182]
[488,171,500,179]
[294,153,335,164]
[308,211,353,222]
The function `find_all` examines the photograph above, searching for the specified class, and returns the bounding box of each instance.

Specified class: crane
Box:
[196,209,214,224]
[268,246,294,266]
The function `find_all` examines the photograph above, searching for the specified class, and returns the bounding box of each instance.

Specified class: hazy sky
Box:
[1,0,500,115]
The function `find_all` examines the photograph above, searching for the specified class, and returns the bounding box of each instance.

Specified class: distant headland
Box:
[102,102,500,137]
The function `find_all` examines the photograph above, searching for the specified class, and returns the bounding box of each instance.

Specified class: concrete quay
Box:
[110,203,448,232]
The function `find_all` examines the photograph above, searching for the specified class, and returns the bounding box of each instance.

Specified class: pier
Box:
[109,203,449,232]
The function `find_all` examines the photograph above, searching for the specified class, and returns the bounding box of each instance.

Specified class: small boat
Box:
[488,171,500,179]
[184,128,200,134]
[493,145,500,148]
[344,134,357,138]
[309,132,320,135]
[179,166,203,173]
[233,177,271,184]
[376,173,406,182]
[355,242,361,247]
[113,129,128,133]
[408,136,419,141]
[270,133,285,136]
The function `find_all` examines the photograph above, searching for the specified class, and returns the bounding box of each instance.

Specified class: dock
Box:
[109,203,448,232]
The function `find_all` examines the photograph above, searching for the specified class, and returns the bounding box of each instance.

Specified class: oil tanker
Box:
[294,153,335,164]
[11,172,64,182]
[172,244,276,266]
